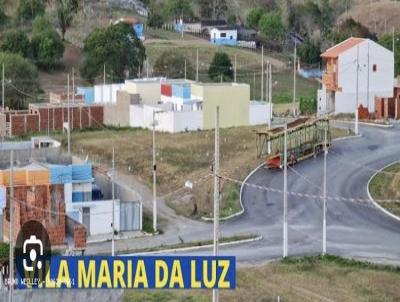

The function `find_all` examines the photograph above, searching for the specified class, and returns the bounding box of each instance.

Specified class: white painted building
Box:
[318,37,394,115]
[94,83,125,104]
[210,27,238,46]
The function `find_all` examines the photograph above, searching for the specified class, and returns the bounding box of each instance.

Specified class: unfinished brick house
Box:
[0,163,86,249]
[0,103,104,137]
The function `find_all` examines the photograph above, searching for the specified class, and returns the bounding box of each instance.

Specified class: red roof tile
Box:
[321,37,365,59]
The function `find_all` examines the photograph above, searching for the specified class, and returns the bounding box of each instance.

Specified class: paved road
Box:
[151,122,400,266]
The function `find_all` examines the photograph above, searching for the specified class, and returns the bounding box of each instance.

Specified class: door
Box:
[82,207,90,235]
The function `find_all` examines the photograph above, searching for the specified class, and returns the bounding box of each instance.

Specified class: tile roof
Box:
[321,37,365,59]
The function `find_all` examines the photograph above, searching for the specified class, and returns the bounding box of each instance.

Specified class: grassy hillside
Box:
[338,0,400,36]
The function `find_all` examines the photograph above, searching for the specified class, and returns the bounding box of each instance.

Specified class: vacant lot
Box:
[369,162,400,217]
[124,255,400,302]
[58,125,351,219]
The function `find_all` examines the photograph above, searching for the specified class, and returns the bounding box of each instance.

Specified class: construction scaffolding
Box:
[256,118,331,169]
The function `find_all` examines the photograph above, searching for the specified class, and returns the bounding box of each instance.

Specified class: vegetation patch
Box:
[124,255,400,302]
[369,162,400,217]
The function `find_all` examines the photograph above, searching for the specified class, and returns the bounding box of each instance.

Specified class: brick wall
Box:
[2,184,66,246]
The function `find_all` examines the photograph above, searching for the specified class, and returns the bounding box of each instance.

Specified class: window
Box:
[230,35,233,40]
[220,33,226,38]
[373,64,377,72]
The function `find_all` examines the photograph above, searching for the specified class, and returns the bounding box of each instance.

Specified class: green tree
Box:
[0,52,40,109]
[166,0,193,19]
[17,0,45,22]
[153,50,194,79]
[80,23,146,83]
[246,8,264,29]
[0,30,31,58]
[258,12,286,42]
[0,1,8,27]
[198,0,227,20]
[31,18,65,69]
[319,0,334,35]
[379,32,400,76]
[56,0,79,41]
[208,52,233,82]
[147,0,164,28]
[288,1,321,38]
[298,41,321,64]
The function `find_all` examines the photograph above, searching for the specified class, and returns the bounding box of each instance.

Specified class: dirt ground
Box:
[55,125,351,219]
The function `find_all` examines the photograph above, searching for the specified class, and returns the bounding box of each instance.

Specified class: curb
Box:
[367,160,400,223]
[332,133,362,142]
[122,235,263,256]
[201,162,265,222]
[333,119,393,128]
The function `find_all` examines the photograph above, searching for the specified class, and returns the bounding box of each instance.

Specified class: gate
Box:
[120,201,142,231]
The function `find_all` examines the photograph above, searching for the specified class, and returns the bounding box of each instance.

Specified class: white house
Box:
[318,37,394,115]
[210,27,237,46]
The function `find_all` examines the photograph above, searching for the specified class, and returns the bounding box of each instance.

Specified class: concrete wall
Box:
[124,80,161,105]
[104,92,140,127]
[249,102,273,125]
[68,199,120,235]
[130,105,203,132]
[199,83,250,129]
[94,84,124,104]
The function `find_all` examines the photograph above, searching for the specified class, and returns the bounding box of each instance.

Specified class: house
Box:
[0,163,86,249]
[46,163,122,236]
[100,78,272,133]
[210,27,238,46]
[177,20,227,35]
[49,91,84,104]
[318,37,394,116]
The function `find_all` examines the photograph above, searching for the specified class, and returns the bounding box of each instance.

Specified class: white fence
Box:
[130,105,203,133]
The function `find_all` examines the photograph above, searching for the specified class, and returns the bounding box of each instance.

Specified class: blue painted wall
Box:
[48,164,92,184]
[172,84,191,100]
[77,87,95,104]
[210,38,237,46]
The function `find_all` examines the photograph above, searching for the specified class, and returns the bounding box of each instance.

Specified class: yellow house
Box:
[192,83,250,129]
[124,79,162,106]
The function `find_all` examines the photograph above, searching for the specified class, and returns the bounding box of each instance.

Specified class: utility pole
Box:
[2,63,4,145]
[184,59,187,80]
[355,45,360,135]
[253,72,256,100]
[269,63,272,129]
[283,122,288,258]
[102,64,106,103]
[293,40,297,117]
[9,150,14,302]
[111,145,115,256]
[196,49,199,82]
[393,27,396,55]
[152,110,157,232]
[322,123,328,255]
[367,41,370,112]
[234,55,237,83]
[212,106,220,302]
[67,73,71,155]
[72,67,75,130]
[261,45,264,102]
